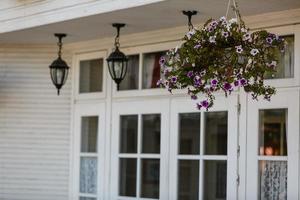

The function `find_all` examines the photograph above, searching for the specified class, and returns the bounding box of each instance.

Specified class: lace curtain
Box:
[260,161,287,200]
[80,157,97,194]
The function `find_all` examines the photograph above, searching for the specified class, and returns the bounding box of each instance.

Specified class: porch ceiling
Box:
[0,0,300,44]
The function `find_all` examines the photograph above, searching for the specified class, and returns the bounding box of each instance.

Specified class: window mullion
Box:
[136,114,142,198]
[199,111,205,200]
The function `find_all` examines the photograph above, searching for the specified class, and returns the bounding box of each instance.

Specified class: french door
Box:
[111,99,170,200]
[169,95,239,200]
[246,89,299,200]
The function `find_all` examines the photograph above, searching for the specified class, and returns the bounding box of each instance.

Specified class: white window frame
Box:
[245,88,299,199]
[264,25,300,88]
[110,99,170,200]
[169,94,239,200]
[112,41,182,98]
[74,51,108,100]
[72,103,106,200]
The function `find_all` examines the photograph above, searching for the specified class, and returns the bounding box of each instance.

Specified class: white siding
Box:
[0,46,72,200]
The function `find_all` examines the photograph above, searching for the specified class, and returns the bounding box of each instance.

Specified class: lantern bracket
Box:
[182,10,198,30]
[54,33,67,58]
[112,23,125,49]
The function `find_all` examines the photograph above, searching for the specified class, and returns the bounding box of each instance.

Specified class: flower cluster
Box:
[158,16,285,110]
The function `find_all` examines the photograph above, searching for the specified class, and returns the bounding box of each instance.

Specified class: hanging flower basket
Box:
[158,5,286,110]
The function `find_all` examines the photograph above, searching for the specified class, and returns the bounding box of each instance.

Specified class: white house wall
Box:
[0,46,72,200]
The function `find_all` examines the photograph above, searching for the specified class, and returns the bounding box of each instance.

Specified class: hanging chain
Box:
[114,27,120,49]
[225,0,243,28]
[57,38,62,58]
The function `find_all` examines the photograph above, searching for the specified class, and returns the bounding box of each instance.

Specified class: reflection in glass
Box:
[179,113,200,155]
[80,157,97,194]
[119,158,137,197]
[178,160,199,200]
[259,109,287,156]
[119,55,139,90]
[265,35,294,79]
[142,114,161,154]
[142,51,165,89]
[204,112,228,155]
[81,116,98,153]
[141,159,160,198]
[120,115,138,153]
[259,161,287,200]
[203,160,227,200]
[79,59,103,93]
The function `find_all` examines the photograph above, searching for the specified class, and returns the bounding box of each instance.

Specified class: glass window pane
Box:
[179,113,200,155]
[142,51,165,89]
[120,115,138,153]
[80,157,97,194]
[119,158,137,197]
[178,160,199,200]
[81,116,98,153]
[203,160,227,200]
[266,35,294,79]
[259,160,287,200]
[119,55,139,90]
[79,197,96,200]
[204,112,228,155]
[259,109,287,156]
[141,159,160,198]
[142,114,161,154]
[79,59,103,93]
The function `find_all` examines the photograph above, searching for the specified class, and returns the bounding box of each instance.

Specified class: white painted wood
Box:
[0,46,72,200]
[245,89,300,200]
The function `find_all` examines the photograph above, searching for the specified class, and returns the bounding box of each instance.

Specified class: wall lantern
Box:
[106,23,128,90]
[49,33,69,95]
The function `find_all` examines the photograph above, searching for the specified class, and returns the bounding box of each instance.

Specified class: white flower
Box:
[266,61,277,68]
[228,18,237,25]
[250,49,259,56]
[186,29,195,40]
[243,33,252,41]
[235,45,243,54]
[219,16,226,22]
[241,28,248,33]
[209,36,216,43]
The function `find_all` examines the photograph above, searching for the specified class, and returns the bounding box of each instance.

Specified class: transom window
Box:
[79,59,103,93]
[118,51,166,91]
[119,114,161,199]
[177,111,228,200]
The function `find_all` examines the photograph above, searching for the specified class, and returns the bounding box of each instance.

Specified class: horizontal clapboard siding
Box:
[0,47,72,200]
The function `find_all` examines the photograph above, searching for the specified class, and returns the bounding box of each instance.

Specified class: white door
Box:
[73,103,106,200]
[169,94,239,200]
[246,89,299,200]
[110,99,170,200]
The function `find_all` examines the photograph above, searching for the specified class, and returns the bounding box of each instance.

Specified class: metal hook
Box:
[112,23,126,48]
[182,10,198,30]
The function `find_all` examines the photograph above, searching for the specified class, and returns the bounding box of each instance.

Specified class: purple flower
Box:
[211,20,218,27]
[211,79,218,86]
[250,49,259,56]
[186,29,195,40]
[224,82,232,91]
[159,56,166,66]
[266,37,273,44]
[266,61,277,68]
[240,78,247,86]
[194,44,202,49]
[243,33,251,41]
[170,76,177,83]
[156,79,164,86]
[234,80,239,87]
[235,45,243,54]
[201,100,209,108]
[194,76,201,87]
[191,95,198,100]
[222,31,229,38]
[209,36,216,43]
[163,69,170,76]
[187,71,194,78]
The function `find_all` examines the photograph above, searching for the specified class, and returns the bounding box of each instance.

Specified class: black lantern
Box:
[106,23,128,90]
[49,33,69,95]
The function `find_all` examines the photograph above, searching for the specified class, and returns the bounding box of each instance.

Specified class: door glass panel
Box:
[259,109,287,156]
[142,51,165,89]
[203,160,227,200]
[259,160,287,200]
[119,158,137,197]
[142,114,161,154]
[119,55,139,90]
[265,35,294,79]
[81,116,98,153]
[179,113,200,155]
[79,59,103,93]
[204,112,228,155]
[80,157,97,194]
[120,115,138,153]
[141,159,160,198]
[178,160,199,200]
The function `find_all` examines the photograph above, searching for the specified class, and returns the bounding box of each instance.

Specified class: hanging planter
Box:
[158,1,286,110]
